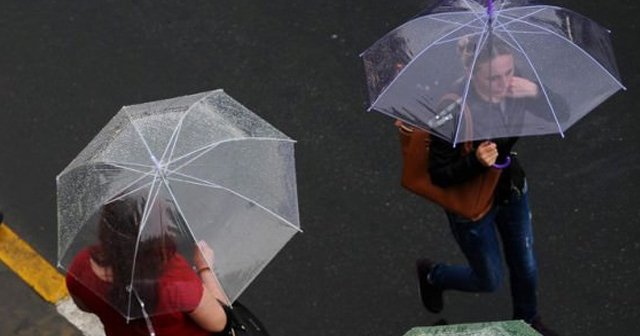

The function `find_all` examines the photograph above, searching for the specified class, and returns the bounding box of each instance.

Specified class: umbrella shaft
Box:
[487,0,494,21]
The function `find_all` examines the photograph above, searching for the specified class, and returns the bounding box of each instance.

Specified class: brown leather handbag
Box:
[397,98,502,221]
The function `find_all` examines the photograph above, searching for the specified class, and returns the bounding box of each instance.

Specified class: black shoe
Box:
[416,258,444,313]
[530,316,560,336]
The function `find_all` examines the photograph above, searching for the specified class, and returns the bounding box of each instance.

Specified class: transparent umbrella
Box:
[362,0,625,146]
[57,89,300,321]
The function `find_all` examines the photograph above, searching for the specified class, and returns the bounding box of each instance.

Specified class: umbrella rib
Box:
[123,106,161,165]
[166,173,302,233]
[160,91,217,165]
[166,143,218,169]
[105,179,154,205]
[462,0,484,22]
[453,17,492,146]
[495,27,550,35]
[493,15,565,137]
[156,176,200,244]
[492,7,547,32]
[432,28,546,50]
[158,173,232,305]
[159,114,186,166]
[489,0,511,18]
[101,160,154,169]
[166,137,295,173]
[127,171,162,318]
[428,16,485,30]
[494,5,556,16]
[139,174,164,235]
[99,161,153,175]
[433,31,484,47]
[368,14,487,111]
[65,160,152,176]
[462,0,483,12]
[96,164,158,204]
[497,11,625,89]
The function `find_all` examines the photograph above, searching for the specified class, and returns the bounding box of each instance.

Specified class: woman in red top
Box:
[65,197,228,335]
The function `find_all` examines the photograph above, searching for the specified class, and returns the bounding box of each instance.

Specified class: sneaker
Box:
[416,258,444,313]
[530,316,560,336]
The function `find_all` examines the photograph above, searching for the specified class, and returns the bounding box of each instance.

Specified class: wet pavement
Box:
[1,1,639,335]
[0,262,80,336]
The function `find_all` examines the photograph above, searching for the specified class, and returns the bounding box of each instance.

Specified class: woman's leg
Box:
[430,208,504,292]
[495,185,538,322]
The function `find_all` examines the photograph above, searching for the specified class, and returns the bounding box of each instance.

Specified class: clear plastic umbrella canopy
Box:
[57,89,300,319]
[362,0,625,145]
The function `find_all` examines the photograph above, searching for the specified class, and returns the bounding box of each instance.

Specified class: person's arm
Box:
[189,241,228,333]
[188,286,228,332]
[509,76,570,123]
[428,135,494,187]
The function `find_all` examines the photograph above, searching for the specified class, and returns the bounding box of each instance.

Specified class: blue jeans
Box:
[430,183,538,322]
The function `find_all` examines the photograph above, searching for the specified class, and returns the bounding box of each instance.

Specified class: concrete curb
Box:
[56,298,105,336]
[0,222,104,336]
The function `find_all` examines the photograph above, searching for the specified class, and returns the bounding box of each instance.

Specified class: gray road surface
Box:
[1,1,639,335]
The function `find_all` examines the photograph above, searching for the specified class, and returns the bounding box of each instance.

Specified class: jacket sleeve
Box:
[428,135,486,188]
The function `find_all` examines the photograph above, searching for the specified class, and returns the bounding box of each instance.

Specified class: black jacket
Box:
[428,79,569,203]
[429,133,524,203]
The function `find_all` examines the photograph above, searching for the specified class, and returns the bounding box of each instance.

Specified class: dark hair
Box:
[90,196,177,316]
[364,32,412,97]
[457,34,513,71]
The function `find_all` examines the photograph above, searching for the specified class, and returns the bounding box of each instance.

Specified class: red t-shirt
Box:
[66,248,211,336]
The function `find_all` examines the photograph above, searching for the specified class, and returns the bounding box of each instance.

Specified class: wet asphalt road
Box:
[1,1,639,335]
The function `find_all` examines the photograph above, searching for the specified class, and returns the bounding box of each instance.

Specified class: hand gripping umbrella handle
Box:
[492,155,511,169]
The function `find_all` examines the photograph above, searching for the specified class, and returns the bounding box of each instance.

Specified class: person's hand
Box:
[194,240,214,271]
[476,141,498,167]
[507,76,539,98]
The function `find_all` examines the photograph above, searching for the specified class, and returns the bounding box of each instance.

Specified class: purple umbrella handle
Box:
[492,155,511,169]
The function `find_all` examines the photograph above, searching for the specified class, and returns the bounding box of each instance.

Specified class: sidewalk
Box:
[0,219,104,336]
[0,262,80,336]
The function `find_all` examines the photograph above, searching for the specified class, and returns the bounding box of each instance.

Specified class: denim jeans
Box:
[430,182,538,322]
